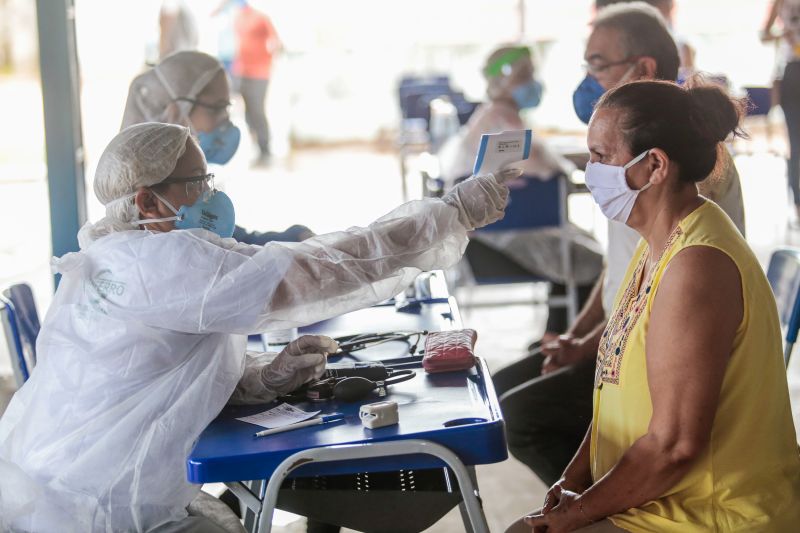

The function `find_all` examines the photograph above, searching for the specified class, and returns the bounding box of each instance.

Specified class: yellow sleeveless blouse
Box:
[591,201,800,532]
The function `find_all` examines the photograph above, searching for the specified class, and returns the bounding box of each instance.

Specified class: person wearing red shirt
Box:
[233,1,280,165]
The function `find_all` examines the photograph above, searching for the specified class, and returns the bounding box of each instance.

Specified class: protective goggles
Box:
[160,172,215,198]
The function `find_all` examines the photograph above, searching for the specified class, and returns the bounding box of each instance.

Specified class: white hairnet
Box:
[484,45,535,101]
[121,50,224,129]
[78,122,191,249]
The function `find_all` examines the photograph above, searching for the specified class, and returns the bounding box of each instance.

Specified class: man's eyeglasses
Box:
[583,57,636,76]
[161,173,215,198]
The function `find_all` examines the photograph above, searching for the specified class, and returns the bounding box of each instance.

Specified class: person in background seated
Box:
[509,78,800,533]
[0,122,509,533]
[439,45,573,186]
[594,0,696,80]
[439,44,604,336]
[494,2,746,489]
[122,50,313,245]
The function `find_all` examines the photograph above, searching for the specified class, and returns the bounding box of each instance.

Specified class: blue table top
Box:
[187,357,507,483]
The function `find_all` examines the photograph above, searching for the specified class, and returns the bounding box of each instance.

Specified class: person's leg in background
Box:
[493,347,546,398]
[238,76,271,164]
[781,61,800,221]
[150,492,246,533]
[498,353,595,486]
[544,282,595,340]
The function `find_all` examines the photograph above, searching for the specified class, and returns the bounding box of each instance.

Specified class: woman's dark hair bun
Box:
[596,78,747,183]
[685,78,746,144]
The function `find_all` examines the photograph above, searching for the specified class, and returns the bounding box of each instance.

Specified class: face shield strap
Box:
[155,64,223,127]
[153,65,178,100]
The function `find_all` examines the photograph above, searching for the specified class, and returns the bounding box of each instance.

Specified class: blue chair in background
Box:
[0,283,41,386]
[458,174,578,322]
[740,86,775,154]
[765,247,800,367]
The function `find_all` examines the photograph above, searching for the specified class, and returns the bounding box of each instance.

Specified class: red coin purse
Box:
[422,329,478,373]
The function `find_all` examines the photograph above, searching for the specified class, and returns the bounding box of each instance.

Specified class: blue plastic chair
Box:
[477,176,562,233]
[765,248,800,366]
[398,75,452,120]
[738,86,775,155]
[0,283,41,386]
[744,86,772,117]
[463,174,578,321]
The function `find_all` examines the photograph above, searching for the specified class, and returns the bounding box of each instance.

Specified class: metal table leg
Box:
[254,439,489,533]
[458,466,482,533]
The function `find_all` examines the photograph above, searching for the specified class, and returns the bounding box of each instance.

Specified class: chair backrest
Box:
[475,173,564,233]
[765,248,800,365]
[398,75,452,120]
[744,86,772,117]
[0,283,41,385]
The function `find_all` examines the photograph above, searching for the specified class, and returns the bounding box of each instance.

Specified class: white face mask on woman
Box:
[585,149,652,223]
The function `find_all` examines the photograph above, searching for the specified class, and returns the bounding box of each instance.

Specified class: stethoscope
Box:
[282,330,429,403]
[332,330,429,359]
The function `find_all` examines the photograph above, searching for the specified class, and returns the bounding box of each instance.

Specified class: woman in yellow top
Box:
[510,79,800,532]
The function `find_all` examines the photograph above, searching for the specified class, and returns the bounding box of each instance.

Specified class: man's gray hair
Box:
[594,1,680,81]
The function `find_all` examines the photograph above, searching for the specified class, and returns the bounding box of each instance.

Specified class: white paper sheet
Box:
[236,403,321,429]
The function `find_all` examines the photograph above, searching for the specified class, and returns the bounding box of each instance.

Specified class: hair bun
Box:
[686,83,746,144]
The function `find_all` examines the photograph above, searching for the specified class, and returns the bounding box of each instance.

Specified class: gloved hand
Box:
[262,335,339,395]
[442,172,512,231]
[230,335,338,405]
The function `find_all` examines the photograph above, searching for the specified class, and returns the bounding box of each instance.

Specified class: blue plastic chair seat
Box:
[1,283,41,385]
[744,86,772,117]
[765,248,800,366]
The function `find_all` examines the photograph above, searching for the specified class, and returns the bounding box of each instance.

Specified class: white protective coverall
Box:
[0,123,507,532]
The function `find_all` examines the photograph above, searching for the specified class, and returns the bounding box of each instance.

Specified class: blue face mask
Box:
[512,80,543,109]
[197,120,241,165]
[146,189,236,239]
[572,75,606,125]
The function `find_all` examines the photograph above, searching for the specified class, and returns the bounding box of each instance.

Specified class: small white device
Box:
[359,400,399,429]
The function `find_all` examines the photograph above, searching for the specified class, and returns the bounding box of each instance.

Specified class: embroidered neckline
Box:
[595,223,684,388]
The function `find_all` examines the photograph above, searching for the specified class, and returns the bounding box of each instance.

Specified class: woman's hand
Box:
[525,485,591,533]
[542,477,587,513]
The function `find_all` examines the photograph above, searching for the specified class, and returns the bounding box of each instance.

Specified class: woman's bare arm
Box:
[528,245,742,530]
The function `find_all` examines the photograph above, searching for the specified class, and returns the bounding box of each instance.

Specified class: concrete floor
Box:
[2,129,800,531]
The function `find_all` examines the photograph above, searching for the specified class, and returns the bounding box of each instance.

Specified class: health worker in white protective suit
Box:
[0,122,510,533]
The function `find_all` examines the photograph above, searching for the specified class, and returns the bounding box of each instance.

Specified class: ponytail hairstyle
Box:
[595,77,746,183]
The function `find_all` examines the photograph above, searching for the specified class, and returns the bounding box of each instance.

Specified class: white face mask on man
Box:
[584,149,652,223]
